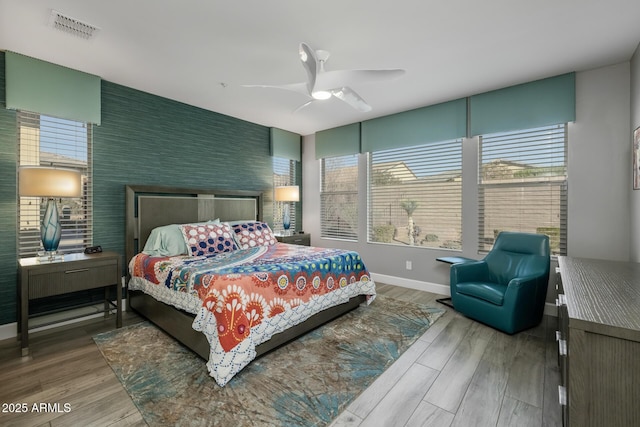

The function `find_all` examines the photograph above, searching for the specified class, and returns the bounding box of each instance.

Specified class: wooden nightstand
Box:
[276,233,311,246]
[18,251,122,356]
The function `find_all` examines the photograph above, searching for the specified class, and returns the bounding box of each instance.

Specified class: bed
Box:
[125,185,376,386]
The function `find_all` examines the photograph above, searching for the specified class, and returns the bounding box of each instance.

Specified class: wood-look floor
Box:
[0,284,561,427]
[331,284,561,427]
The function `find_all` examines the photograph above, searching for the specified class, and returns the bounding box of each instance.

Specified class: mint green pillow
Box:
[142,220,220,256]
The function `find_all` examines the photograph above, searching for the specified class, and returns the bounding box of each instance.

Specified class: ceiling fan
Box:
[244,42,405,112]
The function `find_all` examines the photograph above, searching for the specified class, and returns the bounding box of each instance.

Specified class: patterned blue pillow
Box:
[180,223,238,256]
[231,221,277,249]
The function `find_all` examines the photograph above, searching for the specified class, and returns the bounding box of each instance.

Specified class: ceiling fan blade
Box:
[331,87,372,112]
[293,99,314,113]
[244,43,403,114]
[241,82,309,96]
[317,69,405,90]
[299,42,318,94]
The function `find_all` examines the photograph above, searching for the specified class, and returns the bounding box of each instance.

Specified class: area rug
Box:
[94,296,444,427]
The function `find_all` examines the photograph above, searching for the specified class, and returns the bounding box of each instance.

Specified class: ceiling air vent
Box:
[49,10,99,40]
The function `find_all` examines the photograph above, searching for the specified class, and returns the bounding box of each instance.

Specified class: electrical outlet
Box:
[406,260,412,270]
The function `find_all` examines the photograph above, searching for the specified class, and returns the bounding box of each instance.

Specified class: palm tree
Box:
[400,199,419,245]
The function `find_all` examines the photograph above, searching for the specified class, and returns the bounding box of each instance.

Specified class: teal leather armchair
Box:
[450,231,550,334]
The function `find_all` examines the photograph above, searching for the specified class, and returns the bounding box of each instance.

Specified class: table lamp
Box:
[18,166,82,258]
[274,185,299,235]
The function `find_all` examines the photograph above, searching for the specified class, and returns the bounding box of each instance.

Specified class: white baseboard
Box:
[371,272,557,317]
[371,272,451,297]
[0,322,17,342]
[0,299,127,342]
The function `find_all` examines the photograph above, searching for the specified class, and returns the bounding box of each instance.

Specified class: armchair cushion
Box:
[455,282,507,306]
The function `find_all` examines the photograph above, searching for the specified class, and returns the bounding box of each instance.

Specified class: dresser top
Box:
[558,256,640,340]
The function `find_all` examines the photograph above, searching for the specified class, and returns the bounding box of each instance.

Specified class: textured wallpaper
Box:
[0,52,19,326]
[0,52,275,325]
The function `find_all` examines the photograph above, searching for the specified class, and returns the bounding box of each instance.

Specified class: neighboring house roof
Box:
[371,161,417,181]
[340,157,557,187]
[39,151,87,168]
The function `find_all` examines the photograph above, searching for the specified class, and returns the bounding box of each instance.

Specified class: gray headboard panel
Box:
[126,185,263,266]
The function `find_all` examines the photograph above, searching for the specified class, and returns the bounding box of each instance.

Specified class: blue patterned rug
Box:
[94,296,444,426]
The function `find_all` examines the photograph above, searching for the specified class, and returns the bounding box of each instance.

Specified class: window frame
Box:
[477,124,568,256]
[367,139,463,249]
[17,111,93,258]
[272,156,299,233]
[320,154,359,241]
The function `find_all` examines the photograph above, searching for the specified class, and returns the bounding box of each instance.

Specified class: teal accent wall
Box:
[93,81,272,258]
[0,52,273,325]
[0,52,19,326]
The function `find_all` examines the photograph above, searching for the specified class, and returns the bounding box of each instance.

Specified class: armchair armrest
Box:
[450,260,490,284]
[503,273,546,308]
[507,274,542,289]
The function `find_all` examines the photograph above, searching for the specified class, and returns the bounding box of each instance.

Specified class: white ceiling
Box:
[1,0,639,136]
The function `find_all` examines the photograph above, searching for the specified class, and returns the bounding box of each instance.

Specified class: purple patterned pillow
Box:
[180,223,238,256]
[231,221,278,249]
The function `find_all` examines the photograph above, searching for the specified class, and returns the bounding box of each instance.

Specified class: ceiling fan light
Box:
[312,90,331,100]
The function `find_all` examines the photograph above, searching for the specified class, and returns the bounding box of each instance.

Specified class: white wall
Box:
[303,62,633,298]
[630,44,640,262]
[568,62,631,261]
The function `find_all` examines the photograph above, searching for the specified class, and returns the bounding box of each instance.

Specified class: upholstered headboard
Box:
[125,185,263,265]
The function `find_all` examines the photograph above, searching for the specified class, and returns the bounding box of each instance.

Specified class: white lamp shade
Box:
[274,185,300,202]
[19,166,82,198]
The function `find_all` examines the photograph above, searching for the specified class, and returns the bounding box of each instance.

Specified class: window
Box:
[368,139,463,249]
[320,154,358,240]
[478,124,567,255]
[18,111,93,257]
[273,157,298,233]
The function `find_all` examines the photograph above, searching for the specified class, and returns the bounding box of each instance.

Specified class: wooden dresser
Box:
[556,256,640,426]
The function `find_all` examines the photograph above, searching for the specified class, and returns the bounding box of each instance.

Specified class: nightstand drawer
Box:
[28,259,119,299]
[276,234,311,246]
[286,235,311,246]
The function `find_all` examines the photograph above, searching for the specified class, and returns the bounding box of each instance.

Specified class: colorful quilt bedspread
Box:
[128,243,376,386]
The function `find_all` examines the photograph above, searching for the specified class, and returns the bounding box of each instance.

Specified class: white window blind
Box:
[369,139,462,249]
[320,154,358,240]
[273,157,298,233]
[478,124,567,255]
[17,111,93,257]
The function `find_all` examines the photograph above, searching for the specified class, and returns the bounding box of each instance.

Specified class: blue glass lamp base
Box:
[41,198,62,254]
[282,204,291,235]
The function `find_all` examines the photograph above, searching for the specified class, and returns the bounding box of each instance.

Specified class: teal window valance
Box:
[470,73,575,136]
[361,98,467,152]
[270,127,301,161]
[5,51,101,124]
[315,123,360,159]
